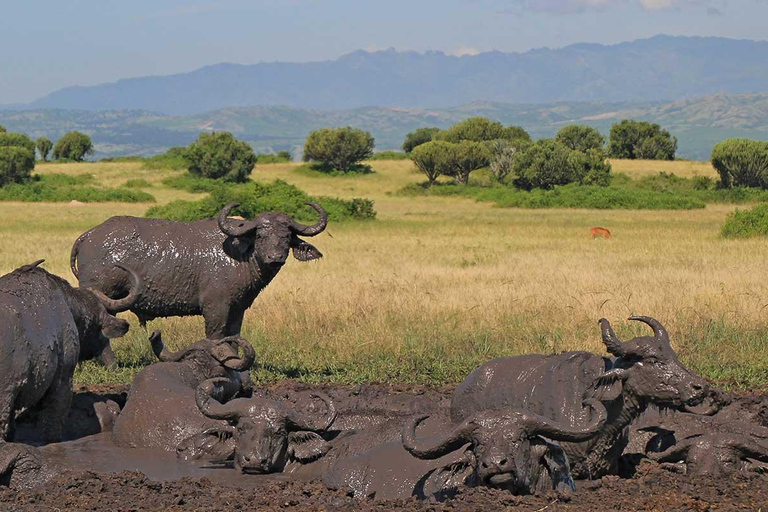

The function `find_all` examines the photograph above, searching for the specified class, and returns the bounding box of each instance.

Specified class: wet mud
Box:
[2,382,768,511]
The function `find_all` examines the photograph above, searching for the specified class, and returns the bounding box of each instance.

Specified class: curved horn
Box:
[149,330,196,362]
[196,378,243,422]
[20,259,45,271]
[221,337,256,372]
[402,415,475,460]
[217,203,258,238]
[599,318,626,357]
[289,203,328,237]
[525,399,607,442]
[89,265,142,313]
[629,316,670,346]
[285,393,337,432]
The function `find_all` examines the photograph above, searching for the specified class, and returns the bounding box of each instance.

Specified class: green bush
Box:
[569,148,613,186]
[411,141,452,185]
[146,179,375,222]
[53,131,94,161]
[0,147,35,186]
[711,139,768,189]
[186,132,256,182]
[402,127,441,153]
[256,152,292,164]
[721,203,768,238]
[368,151,410,161]
[0,132,36,155]
[0,125,5,133]
[443,140,491,185]
[124,178,152,188]
[556,125,605,152]
[36,137,53,162]
[303,127,375,173]
[436,117,530,143]
[512,139,605,190]
[608,120,677,160]
[0,173,154,203]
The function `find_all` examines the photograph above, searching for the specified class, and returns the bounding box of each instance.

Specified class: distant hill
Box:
[2,93,768,160]
[19,36,768,115]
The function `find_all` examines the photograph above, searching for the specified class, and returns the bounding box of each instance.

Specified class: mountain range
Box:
[2,93,768,160]
[13,35,768,115]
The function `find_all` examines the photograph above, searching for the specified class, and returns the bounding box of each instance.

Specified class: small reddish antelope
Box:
[590,227,612,240]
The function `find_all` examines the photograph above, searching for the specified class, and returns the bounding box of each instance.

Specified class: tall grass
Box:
[1,160,766,390]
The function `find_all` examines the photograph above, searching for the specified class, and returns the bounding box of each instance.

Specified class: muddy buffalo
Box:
[451,316,715,478]
[0,442,52,490]
[181,377,337,474]
[324,399,606,500]
[112,331,255,452]
[70,202,327,353]
[0,260,139,442]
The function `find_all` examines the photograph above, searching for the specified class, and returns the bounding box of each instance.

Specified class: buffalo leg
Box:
[224,310,245,337]
[98,343,117,368]
[203,305,230,340]
[0,390,18,442]
[37,371,73,443]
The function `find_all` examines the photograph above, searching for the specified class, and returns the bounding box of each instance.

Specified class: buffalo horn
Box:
[525,398,607,442]
[89,264,142,313]
[285,393,337,432]
[196,378,243,421]
[217,203,259,238]
[149,330,196,362]
[599,318,626,357]
[289,203,328,237]
[402,415,475,460]
[629,316,671,347]
[220,337,256,372]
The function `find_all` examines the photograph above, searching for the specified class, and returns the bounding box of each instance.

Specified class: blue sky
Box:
[1,0,766,103]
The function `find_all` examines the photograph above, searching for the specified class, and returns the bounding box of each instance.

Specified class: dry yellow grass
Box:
[610,158,718,179]
[1,159,766,388]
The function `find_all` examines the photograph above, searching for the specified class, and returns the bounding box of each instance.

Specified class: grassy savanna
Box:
[1,158,767,390]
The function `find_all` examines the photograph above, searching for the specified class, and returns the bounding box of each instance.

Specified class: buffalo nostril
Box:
[481,462,489,468]
[692,383,704,391]
[499,458,508,466]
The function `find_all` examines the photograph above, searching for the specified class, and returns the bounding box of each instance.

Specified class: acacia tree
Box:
[402,127,441,153]
[303,127,374,173]
[437,117,530,143]
[488,139,522,183]
[36,137,53,162]
[711,138,768,189]
[556,125,605,152]
[410,140,452,185]
[0,125,6,133]
[53,131,94,161]
[443,140,491,185]
[186,131,257,183]
[608,120,677,160]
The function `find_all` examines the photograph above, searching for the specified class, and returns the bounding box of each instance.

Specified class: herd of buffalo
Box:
[1,203,768,500]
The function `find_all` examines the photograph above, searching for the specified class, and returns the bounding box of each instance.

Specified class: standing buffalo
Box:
[181,377,337,474]
[0,260,139,442]
[112,331,255,452]
[70,202,327,348]
[451,316,715,478]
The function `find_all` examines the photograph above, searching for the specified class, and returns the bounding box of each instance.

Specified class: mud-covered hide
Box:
[0,262,134,443]
[71,202,327,340]
[0,442,53,490]
[112,332,253,452]
[178,378,337,474]
[450,317,713,479]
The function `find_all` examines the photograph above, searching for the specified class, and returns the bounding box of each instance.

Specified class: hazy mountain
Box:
[20,36,768,115]
[2,93,767,160]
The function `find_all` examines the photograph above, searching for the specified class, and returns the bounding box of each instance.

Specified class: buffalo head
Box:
[403,399,606,493]
[188,377,337,473]
[217,202,327,268]
[150,330,255,372]
[597,317,712,413]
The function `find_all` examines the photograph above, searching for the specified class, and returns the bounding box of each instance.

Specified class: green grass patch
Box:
[123,178,152,188]
[0,173,155,203]
[721,203,768,239]
[256,154,292,164]
[293,163,374,177]
[368,151,410,161]
[147,177,376,222]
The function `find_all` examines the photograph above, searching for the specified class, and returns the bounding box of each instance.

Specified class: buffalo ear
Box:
[539,440,575,493]
[177,427,236,463]
[417,455,474,501]
[592,369,627,402]
[290,236,323,262]
[227,237,254,258]
[287,431,331,463]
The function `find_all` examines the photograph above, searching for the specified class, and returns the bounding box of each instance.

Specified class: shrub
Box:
[0,147,35,186]
[711,139,768,189]
[402,127,441,153]
[440,140,491,185]
[368,151,410,161]
[437,117,530,143]
[512,139,579,190]
[488,139,522,183]
[410,141,453,185]
[721,203,768,238]
[0,125,5,133]
[0,173,154,202]
[278,150,291,160]
[146,179,376,222]
[186,132,256,183]
[556,125,605,152]
[36,137,53,162]
[124,178,152,188]
[608,120,677,160]
[53,131,94,161]
[0,132,36,155]
[303,127,375,173]
[568,148,613,187]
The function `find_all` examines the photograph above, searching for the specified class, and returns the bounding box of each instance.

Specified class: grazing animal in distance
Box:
[0,260,140,442]
[450,316,716,478]
[70,202,327,344]
[590,227,612,239]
